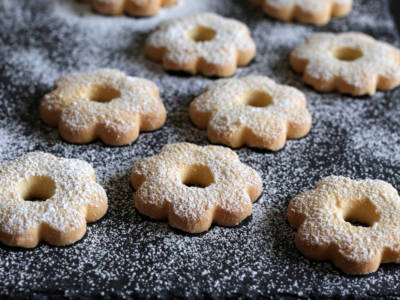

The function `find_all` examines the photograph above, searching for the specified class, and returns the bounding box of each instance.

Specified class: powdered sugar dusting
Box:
[265,0,352,13]
[132,142,261,225]
[85,0,178,16]
[41,69,165,137]
[0,152,107,234]
[289,175,400,271]
[292,32,400,93]
[190,76,311,149]
[147,12,256,65]
[1,0,400,297]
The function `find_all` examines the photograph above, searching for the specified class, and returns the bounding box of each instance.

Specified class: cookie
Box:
[131,143,262,233]
[146,13,256,77]
[288,176,400,275]
[0,152,107,248]
[290,32,400,96]
[40,69,166,146]
[79,0,178,17]
[189,76,312,151]
[251,0,352,25]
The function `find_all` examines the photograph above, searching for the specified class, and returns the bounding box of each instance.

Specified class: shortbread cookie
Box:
[146,13,256,77]
[131,143,262,233]
[252,0,352,25]
[40,69,166,146]
[0,152,108,248]
[80,0,178,17]
[189,76,312,151]
[288,176,400,275]
[290,32,400,96]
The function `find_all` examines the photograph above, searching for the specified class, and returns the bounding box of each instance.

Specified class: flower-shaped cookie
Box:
[251,0,352,25]
[0,152,107,248]
[290,32,400,95]
[79,0,178,16]
[288,176,400,274]
[146,13,256,77]
[40,69,166,146]
[131,143,262,233]
[189,76,312,151]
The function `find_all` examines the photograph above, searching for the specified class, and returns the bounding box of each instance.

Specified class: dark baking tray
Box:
[1,0,400,298]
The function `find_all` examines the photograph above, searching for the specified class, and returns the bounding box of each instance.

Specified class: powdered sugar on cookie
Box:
[290,32,400,95]
[2,0,400,296]
[266,0,350,12]
[131,143,262,233]
[82,0,178,16]
[0,152,107,247]
[146,13,256,77]
[288,175,400,274]
[190,76,312,150]
[40,69,166,146]
[253,0,352,25]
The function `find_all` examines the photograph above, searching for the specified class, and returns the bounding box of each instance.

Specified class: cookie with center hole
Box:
[0,152,108,248]
[288,175,400,275]
[131,142,262,233]
[189,76,312,151]
[78,0,178,16]
[146,13,256,77]
[40,69,166,146]
[290,32,400,95]
[251,0,352,25]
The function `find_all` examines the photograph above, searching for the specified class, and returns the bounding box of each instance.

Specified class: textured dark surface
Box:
[1,0,400,298]
[391,0,400,30]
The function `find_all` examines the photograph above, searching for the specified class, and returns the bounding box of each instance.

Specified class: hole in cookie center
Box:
[331,47,363,62]
[17,175,56,202]
[243,91,274,107]
[87,84,121,103]
[188,25,216,42]
[343,198,380,227]
[181,164,215,188]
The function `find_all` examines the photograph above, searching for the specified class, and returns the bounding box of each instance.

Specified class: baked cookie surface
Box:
[40,69,166,146]
[288,176,400,275]
[146,13,256,77]
[131,143,262,233]
[252,0,352,25]
[189,76,312,151]
[290,32,400,96]
[80,0,178,16]
[0,152,107,248]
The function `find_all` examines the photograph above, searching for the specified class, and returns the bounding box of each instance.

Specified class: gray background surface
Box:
[1,0,400,298]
